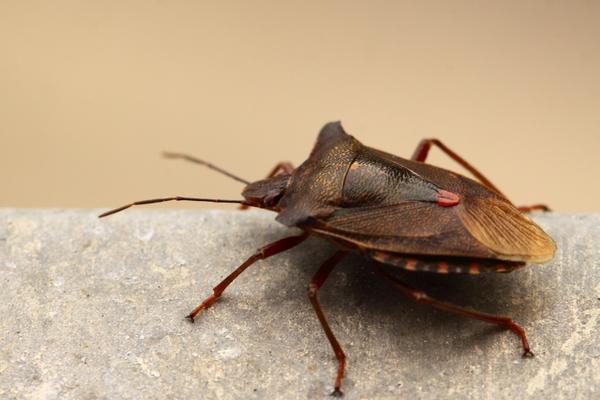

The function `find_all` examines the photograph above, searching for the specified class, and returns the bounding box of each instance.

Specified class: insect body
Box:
[101,122,555,396]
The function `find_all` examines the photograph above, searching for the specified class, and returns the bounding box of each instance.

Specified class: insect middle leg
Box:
[308,251,348,397]
[411,138,550,212]
[186,232,308,322]
[374,263,533,357]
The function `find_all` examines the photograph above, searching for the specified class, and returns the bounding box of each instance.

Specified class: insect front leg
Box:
[264,161,295,177]
[186,232,308,322]
[411,138,550,212]
[307,251,348,397]
[374,263,534,357]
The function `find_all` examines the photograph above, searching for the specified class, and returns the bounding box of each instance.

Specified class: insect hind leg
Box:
[411,138,550,213]
[411,138,505,196]
[374,262,533,357]
[517,204,551,213]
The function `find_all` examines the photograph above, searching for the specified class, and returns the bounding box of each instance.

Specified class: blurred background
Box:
[1,1,598,212]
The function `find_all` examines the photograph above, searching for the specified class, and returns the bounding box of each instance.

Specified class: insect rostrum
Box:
[100,121,555,396]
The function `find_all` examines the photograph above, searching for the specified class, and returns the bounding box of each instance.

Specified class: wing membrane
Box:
[459,197,556,262]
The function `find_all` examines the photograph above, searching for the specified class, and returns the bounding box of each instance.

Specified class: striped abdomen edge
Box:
[369,250,526,274]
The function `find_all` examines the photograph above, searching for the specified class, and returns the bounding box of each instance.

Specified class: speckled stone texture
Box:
[0,209,598,399]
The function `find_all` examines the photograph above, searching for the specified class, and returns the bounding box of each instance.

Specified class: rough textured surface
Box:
[0,209,598,400]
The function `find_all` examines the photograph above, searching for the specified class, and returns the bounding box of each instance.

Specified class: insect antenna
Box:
[99,196,248,218]
[162,151,250,185]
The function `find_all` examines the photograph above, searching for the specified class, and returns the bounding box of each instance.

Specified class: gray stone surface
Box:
[0,209,598,399]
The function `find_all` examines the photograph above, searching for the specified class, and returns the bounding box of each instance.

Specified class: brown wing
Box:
[309,201,497,259]
[309,195,555,263]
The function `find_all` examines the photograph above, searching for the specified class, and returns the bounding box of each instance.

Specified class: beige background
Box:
[1,1,598,212]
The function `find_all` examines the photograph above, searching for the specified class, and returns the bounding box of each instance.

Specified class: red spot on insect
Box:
[436,190,460,207]
[468,263,480,275]
[437,262,449,274]
[405,259,417,271]
[495,264,507,272]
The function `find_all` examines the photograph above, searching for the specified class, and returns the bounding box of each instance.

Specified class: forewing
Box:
[310,201,498,259]
[310,197,555,263]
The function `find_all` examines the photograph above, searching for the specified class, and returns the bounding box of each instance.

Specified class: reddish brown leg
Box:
[518,204,552,213]
[412,138,506,196]
[239,161,295,210]
[411,138,550,212]
[307,251,348,397]
[374,263,533,357]
[186,232,308,322]
[265,161,295,177]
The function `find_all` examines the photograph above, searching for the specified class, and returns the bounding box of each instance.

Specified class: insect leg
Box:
[374,263,533,357]
[186,232,309,322]
[517,204,552,213]
[411,139,550,212]
[307,251,348,397]
[265,161,295,177]
[411,139,506,196]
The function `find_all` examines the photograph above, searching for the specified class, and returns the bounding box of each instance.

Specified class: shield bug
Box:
[100,122,555,396]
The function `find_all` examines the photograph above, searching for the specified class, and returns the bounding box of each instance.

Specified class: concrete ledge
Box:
[0,209,598,399]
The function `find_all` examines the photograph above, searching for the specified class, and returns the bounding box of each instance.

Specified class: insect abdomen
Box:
[369,250,526,274]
